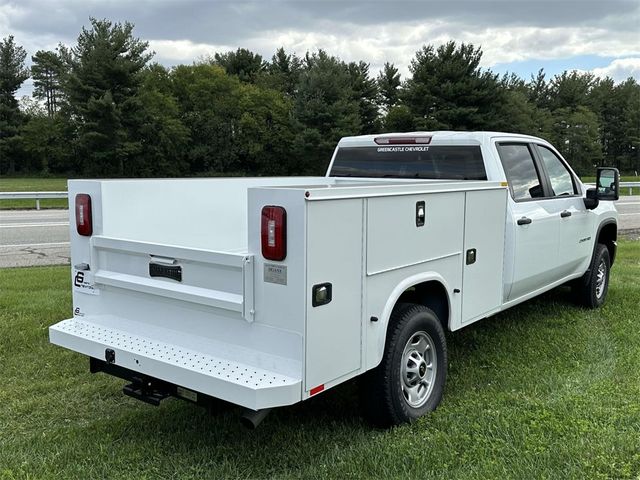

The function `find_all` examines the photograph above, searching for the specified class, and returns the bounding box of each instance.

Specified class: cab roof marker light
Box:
[374,136,432,145]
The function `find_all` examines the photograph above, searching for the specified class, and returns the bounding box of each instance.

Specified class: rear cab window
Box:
[329,145,487,180]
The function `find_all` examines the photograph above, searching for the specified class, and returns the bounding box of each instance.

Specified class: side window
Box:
[537,146,578,196]
[496,143,545,201]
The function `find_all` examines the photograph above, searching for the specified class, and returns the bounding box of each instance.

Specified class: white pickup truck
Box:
[49,131,619,427]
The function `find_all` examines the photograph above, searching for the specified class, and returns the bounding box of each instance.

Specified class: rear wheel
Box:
[359,303,447,427]
[573,243,611,308]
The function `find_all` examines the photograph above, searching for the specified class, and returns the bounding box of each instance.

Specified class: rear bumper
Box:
[49,317,301,410]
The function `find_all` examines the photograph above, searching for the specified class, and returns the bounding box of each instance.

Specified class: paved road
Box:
[616,196,640,231]
[0,210,70,268]
[1,197,638,268]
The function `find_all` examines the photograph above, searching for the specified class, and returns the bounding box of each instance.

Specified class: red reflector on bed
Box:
[310,384,324,396]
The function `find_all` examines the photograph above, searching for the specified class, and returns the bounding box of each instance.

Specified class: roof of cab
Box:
[337,131,547,147]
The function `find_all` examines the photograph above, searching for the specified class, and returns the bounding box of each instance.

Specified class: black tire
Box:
[573,243,611,309]
[359,303,447,427]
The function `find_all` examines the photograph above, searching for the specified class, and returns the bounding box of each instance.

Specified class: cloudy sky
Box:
[3,0,639,98]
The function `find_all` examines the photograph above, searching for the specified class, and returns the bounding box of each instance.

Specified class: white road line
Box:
[0,222,69,228]
[619,213,640,216]
[617,202,640,205]
[0,241,70,248]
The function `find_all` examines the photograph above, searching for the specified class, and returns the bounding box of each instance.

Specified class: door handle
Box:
[517,217,532,225]
[560,210,572,218]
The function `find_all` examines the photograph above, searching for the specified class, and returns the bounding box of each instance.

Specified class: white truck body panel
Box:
[50,131,618,412]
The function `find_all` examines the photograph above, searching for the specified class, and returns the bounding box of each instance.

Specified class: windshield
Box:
[329,145,487,180]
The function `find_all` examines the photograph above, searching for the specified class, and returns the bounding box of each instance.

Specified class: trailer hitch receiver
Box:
[123,376,171,406]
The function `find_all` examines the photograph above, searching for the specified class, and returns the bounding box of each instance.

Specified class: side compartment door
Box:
[496,143,560,301]
[305,199,363,392]
[461,188,507,324]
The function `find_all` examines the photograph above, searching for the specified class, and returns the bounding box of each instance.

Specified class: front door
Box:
[496,143,561,301]
[533,144,593,278]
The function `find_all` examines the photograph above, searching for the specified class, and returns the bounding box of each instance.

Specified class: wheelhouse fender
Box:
[370,272,452,370]
[594,219,618,265]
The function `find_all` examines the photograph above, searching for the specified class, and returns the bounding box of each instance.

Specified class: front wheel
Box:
[359,303,447,427]
[573,243,611,308]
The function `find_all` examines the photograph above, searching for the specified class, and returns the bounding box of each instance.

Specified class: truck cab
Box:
[328,131,618,309]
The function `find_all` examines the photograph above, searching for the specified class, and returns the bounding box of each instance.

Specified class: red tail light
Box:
[75,194,93,236]
[261,206,286,261]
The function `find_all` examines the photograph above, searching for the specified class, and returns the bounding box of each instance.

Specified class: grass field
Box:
[0,177,68,209]
[0,242,638,479]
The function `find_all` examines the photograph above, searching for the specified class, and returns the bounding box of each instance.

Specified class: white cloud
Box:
[6,0,640,95]
[148,39,232,63]
[154,21,640,81]
[591,57,640,82]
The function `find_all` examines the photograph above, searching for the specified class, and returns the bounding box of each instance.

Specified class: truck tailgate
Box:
[90,235,254,320]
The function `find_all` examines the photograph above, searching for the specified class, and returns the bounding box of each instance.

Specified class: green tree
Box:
[64,18,153,176]
[236,83,297,175]
[383,104,416,132]
[589,77,624,167]
[31,49,67,117]
[214,48,265,83]
[172,63,297,175]
[550,106,602,174]
[548,70,595,111]
[493,72,552,137]
[402,42,505,130]
[262,47,301,97]
[294,50,360,173]
[618,78,640,172]
[132,64,189,176]
[21,112,74,174]
[0,35,29,174]
[377,62,401,111]
[528,69,550,109]
[171,63,242,173]
[347,60,380,134]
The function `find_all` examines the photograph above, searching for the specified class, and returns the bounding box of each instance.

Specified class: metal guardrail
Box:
[0,191,68,210]
[585,182,640,195]
[0,182,638,210]
[620,181,639,195]
[620,182,640,195]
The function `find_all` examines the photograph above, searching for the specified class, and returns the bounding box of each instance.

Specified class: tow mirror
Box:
[596,167,619,201]
[584,167,619,210]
